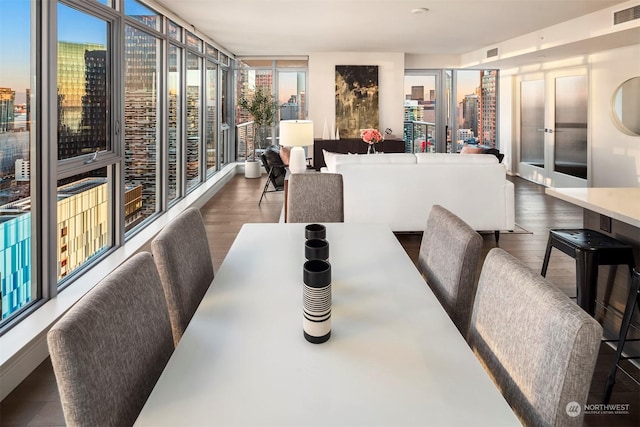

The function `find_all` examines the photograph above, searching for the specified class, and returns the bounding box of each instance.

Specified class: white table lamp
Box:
[280,120,313,174]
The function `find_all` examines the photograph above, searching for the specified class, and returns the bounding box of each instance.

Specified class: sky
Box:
[0,0,118,98]
[0,0,31,94]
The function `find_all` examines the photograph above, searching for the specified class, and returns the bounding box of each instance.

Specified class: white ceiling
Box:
[150,0,632,61]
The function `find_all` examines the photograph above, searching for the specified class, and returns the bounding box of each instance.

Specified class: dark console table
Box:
[313,138,405,170]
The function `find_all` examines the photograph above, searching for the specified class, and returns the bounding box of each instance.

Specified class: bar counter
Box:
[545,187,640,355]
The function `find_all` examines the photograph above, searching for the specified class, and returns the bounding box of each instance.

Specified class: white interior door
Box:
[518,69,588,188]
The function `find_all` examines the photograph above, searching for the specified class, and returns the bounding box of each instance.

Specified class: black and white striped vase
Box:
[303,259,332,344]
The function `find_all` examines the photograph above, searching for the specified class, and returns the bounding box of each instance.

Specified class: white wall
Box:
[589,44,640,187]
[308,52,405,139]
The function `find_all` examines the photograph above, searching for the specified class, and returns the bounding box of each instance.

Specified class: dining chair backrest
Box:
[468,248,602,426]
[151,207,214,346]
[287,173,344,223]
[47,252,174,427]
[417,204,482,338]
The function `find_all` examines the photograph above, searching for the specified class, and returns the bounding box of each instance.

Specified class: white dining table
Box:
[135,223,519,426]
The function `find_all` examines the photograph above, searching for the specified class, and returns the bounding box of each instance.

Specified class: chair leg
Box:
[258,168,274,206]
[603,268,640,403]
[541,234,554,277]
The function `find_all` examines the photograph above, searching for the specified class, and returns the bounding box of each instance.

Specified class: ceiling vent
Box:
[614,5,640,25]
[486,48,498,58]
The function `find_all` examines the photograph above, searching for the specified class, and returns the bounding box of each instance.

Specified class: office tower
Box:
[462,94,479,138]
[0,88,15,132]
[480,70,497,147]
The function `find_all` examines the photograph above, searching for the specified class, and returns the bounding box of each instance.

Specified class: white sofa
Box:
[322,151,515,236]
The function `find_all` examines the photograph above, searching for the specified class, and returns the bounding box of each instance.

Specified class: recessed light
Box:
[411,7,429,14]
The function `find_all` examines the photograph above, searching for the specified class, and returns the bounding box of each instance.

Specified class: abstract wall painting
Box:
[335,65,379,138]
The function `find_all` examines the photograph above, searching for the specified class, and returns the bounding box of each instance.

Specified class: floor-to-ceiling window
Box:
[0,0,234,333]
[205,53,218,177]
[404,69,498,154]
[452,69,498,152]
[124,0,161,232]
[403,72,439,153]
[0,0,35,324]
[235,58,308,160]
[185,38,202,190]
[167,37,182,205]
[55,2,116,286]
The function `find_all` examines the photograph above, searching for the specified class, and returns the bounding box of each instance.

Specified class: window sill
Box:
[0,163,242,401]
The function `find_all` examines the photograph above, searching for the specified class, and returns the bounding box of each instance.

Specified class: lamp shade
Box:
[279,120,314,147]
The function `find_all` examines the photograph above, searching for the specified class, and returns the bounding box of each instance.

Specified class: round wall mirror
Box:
[612,77,640,136]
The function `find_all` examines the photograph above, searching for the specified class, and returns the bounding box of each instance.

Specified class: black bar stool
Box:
[540,229,635,316]
[603,268,640,403]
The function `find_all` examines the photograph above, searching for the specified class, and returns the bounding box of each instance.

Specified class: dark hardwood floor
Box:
[1,174,638,426]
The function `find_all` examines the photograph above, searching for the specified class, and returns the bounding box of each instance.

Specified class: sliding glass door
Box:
[403,70,445,153]
[404,69,498,154]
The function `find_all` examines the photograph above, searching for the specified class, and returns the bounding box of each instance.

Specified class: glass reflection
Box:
[125,0,160,31]
[124,25,160,231]
[168,44,181,203]
[57,3,109,160]
[186,52,201,189]
[206,60,217,175]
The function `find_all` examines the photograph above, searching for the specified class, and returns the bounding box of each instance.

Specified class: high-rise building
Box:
[462,94,479,137]
[15,159,29,181]
[480,70,497,147]
[57,41,106,137]
[280,95,299,120]
[411,86,424,101]
[0,211,31,320]
[0,88,15,132]
[124,23,159,219]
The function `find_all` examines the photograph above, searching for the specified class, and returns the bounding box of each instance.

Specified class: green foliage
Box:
[239,87,279,160]
[238,87,278,127]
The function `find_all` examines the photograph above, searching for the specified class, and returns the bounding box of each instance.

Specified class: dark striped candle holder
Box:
[303,259,332,344]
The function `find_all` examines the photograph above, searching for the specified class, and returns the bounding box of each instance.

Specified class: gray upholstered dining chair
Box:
[417,204,482,338]
[47,252,174,427]
[468,248,602,427]
[151,206,214,346]
[286,173,344,223]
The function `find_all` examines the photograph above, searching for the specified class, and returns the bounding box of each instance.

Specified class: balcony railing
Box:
[236,121,256,161]
[403,120,436,153]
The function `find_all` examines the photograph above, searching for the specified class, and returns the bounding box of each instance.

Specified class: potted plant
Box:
[239,87,278,178]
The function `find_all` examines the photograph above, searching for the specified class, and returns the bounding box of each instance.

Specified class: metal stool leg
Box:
[604,268,640,403]
[541,233,554,277]
[576,249,599,316]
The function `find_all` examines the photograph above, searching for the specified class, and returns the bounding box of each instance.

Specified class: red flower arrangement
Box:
[360,128,384,145]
